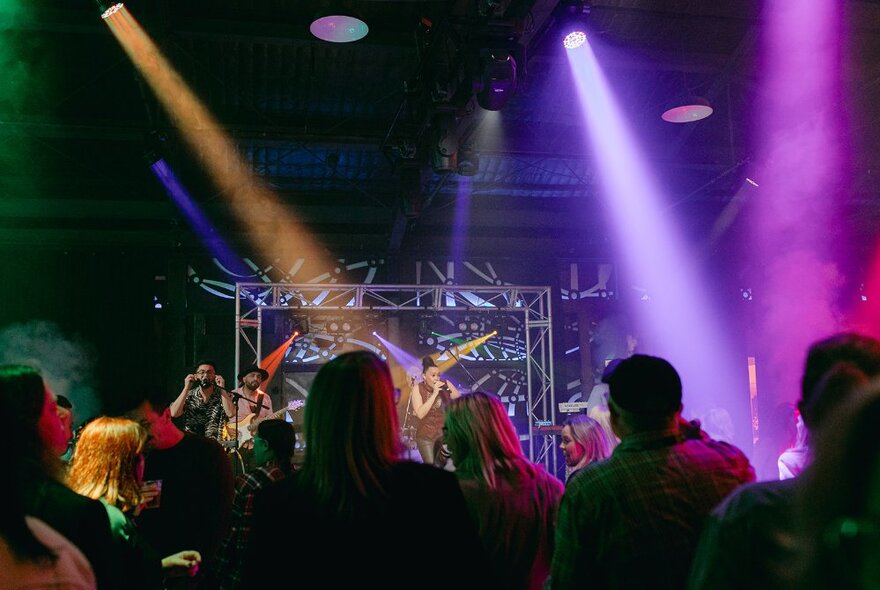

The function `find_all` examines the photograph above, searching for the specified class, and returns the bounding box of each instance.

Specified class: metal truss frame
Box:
[234,283,556,466]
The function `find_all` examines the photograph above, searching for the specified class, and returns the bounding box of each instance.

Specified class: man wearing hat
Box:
[549,354,754,590]
[229,365,274,443]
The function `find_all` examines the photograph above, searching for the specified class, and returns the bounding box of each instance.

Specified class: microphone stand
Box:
[212,381,267,415]
[448,345,479,392]
[210,381,267,475]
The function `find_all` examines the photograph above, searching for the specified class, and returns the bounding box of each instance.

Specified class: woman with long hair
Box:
[67,417,201,589]
[1,364,118,588]
[443,391,564,590]
[245,351,487,589]
[410,355,461,465]
[559,414,613,482]
[1,457,95,588]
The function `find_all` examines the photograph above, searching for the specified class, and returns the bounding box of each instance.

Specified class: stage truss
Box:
[234,283,557,467]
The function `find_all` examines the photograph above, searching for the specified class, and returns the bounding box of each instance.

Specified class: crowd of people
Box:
[4,332,880,589]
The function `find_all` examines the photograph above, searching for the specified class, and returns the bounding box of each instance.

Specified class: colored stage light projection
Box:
[150,158,245,275]
[99,6,342,284]
[851,250,880,338]
[259,332,299,384]
[565,40,742,423]
[376,332,497,383]
[751,0,847,410]
[432,332,498,373]
[372,333,421,393]
[450,177,471,266]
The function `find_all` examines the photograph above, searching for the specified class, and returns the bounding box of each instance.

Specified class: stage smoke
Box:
[0,320,99,426]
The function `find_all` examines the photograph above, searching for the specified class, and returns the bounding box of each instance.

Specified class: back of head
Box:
[799,388,880,587]
[256,418,296,473]
[0,370,56,560]
[603,354,682,418]
[114,377,172,418]
[0,365,51,476]
[68,416,147,513]
[563,414,613,469]
[800,333,880,429]
[444,391,529,488]
[301,351,401,510]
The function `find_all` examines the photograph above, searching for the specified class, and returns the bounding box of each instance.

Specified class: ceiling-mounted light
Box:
[558,0,591,49]
[310,15,369,43]
[661,96,713,123]
[563,31,587,50]
[95,0,124,19]
[476,49,517,111]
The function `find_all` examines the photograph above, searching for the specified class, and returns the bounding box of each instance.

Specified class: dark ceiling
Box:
[2,0,880,260]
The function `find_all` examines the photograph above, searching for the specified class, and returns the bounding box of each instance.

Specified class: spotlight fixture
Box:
[557,0,591,49]
[476,49,517,111]
[96,0,124,19]
[661,96,713,123]
[563,31,587,50]
[310,15,369,43]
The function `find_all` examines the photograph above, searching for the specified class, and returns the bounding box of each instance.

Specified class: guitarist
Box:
[228,366,274,471]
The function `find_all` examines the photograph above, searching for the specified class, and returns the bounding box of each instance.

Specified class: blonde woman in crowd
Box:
[560,414,614,483]
[68,417,201,590]
[444,391,564,590]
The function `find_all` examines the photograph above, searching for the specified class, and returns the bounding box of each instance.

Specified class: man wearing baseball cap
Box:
[549,354,755,590]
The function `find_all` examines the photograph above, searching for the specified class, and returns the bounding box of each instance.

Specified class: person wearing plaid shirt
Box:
[215,419,295,590]
[549,355,755,590]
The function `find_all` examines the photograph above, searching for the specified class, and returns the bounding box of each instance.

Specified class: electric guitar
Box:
[226,399,305,448]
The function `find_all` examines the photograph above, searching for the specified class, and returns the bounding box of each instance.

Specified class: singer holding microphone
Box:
[170,360,234,444]
[410,356,461,465]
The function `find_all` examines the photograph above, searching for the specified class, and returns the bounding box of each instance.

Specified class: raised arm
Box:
[446,379,462,400]
[410,383,440,420]
[216,374,236,418]
[170,374,195,418]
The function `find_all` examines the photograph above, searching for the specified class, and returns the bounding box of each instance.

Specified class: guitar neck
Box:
[268,407,288,420]
[255,402,301,423]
